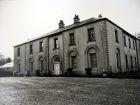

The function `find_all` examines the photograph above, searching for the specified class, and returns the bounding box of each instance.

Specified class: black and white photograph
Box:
[0,0,140,105]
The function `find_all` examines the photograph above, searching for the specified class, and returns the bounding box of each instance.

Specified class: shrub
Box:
[67,68,73,76]
[85,68,92,77]
[36,70,40,76]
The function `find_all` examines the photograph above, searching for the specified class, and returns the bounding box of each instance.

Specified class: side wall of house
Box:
[106,21,138,73]
[136,39,140,69]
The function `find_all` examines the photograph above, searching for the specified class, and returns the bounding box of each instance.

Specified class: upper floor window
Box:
[115,30,119,43]
[88,28,95,42]
[54,38,58,49]
[123,36,126,46]
[17,48,20,56]
[69,33,75,45]
[29,44,33,54]
[133,40,135,50]
[39,41,43,52]
[129,38,131,48]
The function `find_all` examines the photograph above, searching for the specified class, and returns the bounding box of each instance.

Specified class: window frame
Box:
[123,36,126,47]
[125,54,128,68]
[54,38,59,49]
[133,40,135,50]
[115,30,119,43]
[39,41,43,52]
[87,28,95,42]
[17,48,20,57]
[129,38,131,48]
[69,33,75,46]
[29,44,33,54]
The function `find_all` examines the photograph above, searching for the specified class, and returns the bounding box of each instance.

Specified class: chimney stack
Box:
[98,14,103,18]
[74,15,80,24]
[59,20,65,28]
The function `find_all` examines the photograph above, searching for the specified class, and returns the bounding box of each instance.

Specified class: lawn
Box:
[0,77,139,105]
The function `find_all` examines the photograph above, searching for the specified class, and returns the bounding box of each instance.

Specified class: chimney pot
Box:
[98,14,103,18]
[59,20,65,28]
[74,14,80,24]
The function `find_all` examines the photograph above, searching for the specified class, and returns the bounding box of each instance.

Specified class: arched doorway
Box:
[52,56,61,75]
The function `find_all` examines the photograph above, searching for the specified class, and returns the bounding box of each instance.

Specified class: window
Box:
[116,49,121,69]
[17,48,20,56]
[18,63,20,72]
[69,51,77,69]
[71,56,77,69]
[139,43,140,52]
[130,56,133,68]
[29,44,33,54]
[88,28,95,41]
[69,33,75,45]
[40,60,44,71]
[90,53,97,68]
[129,38,131,48]
[30,62,33,72]
[88,48,97,69]
[135,57,137,68]
[39,41,43,52]
[133,40,135,50]
[115,30,119,43]
[125,54,128,68]
[123,36,126,46]
[54,38,58,49]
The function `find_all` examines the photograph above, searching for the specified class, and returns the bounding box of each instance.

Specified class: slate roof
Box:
[14,17,137,47]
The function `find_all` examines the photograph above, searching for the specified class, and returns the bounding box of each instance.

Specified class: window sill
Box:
[87,40,96,43]
[69,44,76,46]
[53,48,59,50]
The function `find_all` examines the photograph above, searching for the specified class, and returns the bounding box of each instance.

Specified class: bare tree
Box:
[0,53,6,66]
[0,53,12,66]
[6,57,12,63]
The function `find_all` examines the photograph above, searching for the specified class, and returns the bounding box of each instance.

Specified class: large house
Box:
[14,15,140,76]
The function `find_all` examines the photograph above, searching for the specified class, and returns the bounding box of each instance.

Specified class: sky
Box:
[0,0,140,59]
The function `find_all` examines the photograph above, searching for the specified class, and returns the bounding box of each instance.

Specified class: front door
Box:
[54,62,60,75]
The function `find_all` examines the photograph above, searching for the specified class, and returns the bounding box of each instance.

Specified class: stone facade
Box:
[14,15,140,76]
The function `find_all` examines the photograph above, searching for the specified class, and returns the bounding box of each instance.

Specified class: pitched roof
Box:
[14,17,137,47]
[14,17,105,47]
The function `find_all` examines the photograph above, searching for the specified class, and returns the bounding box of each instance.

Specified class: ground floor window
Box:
[135,57,137,68]
[18,63,20,72]
[87,48,97,69]
[71,56,77,69]
[125,54,128,68]
[69,51,77,69]
[30,62,33,73]
[116,48,121,69]
[130,56,133,68]
[90,53,97,68]
[40,60,44,71]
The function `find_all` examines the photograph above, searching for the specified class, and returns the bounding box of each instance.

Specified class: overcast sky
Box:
[0,0,140,59]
